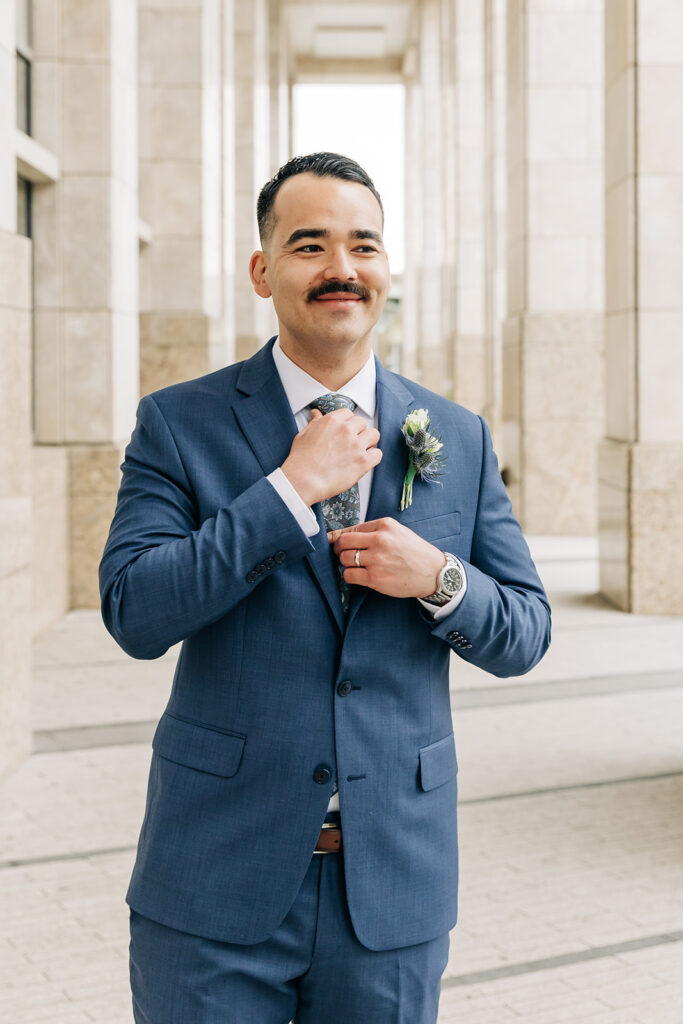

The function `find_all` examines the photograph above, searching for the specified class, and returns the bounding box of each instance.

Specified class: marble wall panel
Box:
[32,445,70,633]
[527,237,592,311]
[524,417,599,535]
[63,311,111,442]
[62,0,109,61]
[33,311,64,442]
[0,309,32,498]
[638,311,683,443]
[638,67,683,176]
[604,179,636,314]
[604,311,636,442]
[528,162,602,238]
[138,84,203,162]
[60,177,112,309]
[143,161,203,238]
[69,443,126,609]
[31,0,61,58]
[528,7,603,86]
[30,59,63,154]
[0,568,32,783]
[637,177,683,309]
[631,488,683,614]
[61,63,110,174]
[139,9,202,87]
[527,86,592,162]
[637,0,683,64]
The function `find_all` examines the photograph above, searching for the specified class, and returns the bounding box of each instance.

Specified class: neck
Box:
[278,336,372,391]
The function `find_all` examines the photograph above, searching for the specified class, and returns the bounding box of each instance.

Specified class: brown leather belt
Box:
[315,823,342,853]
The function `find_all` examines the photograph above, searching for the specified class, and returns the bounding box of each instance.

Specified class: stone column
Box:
[483,0,506,449]
[599,1,683,613]
[31,0,140,609]
[451,0,488,417]
[139,0,228,395]
[0,3,32,778]
[233,0,274,361]
[503,0,604,531]
[402,0,446,391]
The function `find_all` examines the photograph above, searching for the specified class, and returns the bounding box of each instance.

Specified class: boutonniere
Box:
[399,409,447,511]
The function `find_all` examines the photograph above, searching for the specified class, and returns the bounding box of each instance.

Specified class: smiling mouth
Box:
[314,293,362,302]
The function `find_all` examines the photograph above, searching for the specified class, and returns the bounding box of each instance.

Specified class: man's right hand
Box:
[281,408,382,507]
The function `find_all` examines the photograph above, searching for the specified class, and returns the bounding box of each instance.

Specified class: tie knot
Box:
[308,393,356,415]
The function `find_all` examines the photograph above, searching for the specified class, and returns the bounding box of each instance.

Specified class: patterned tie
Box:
[308,393,362,614]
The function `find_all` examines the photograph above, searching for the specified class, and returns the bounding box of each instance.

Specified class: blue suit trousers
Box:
[130,852,449,1023]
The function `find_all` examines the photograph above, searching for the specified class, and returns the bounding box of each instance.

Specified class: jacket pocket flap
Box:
[419,732,458,791]
[401,511,461,542]
[153,713,246,778]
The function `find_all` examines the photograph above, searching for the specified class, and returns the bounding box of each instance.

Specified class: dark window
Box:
[16,0,33,135]
[17,177,32,238]
[16,53,31,134]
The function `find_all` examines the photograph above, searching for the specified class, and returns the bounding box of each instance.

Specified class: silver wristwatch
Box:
[422,553,464,607]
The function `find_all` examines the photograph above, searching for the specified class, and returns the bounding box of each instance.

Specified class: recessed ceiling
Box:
[286,1,413,63]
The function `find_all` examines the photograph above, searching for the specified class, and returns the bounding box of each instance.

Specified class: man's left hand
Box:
[329,518,446,599]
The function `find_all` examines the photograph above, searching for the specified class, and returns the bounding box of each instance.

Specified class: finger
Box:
[334,531,373,550]
[309,408,323,420]
[342,567,371,586]
[338,548,372,567]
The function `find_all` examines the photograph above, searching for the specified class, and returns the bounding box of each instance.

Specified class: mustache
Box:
[307,281,370,302]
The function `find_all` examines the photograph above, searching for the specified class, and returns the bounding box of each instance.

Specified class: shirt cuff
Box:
[417,557,467,620]
[267,469,320,539]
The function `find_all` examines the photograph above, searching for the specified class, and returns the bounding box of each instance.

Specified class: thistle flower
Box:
[399,409,447,511]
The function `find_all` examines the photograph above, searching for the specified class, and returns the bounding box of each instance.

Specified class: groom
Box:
[100,152,550,1023]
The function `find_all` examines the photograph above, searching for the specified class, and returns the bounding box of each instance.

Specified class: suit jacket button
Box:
[246,571,258,583]
[337,680,352,697]
[313,765,332,785]
[255,563,267,574]
[274,551,286,564]
[263,557,275,570]
[446,631,458,642]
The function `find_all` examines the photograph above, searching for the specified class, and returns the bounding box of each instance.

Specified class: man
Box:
[100,152,550,1023]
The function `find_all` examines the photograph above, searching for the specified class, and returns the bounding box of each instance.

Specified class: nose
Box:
[322,246,357,281]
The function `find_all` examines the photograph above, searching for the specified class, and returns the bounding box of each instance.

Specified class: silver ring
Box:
[354,549,361,568]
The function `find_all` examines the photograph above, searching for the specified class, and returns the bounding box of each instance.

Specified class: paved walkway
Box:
[2,538,683,1023]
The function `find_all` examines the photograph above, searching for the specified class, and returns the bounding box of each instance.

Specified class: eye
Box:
[296,244,323,253]
[354,245,379,254]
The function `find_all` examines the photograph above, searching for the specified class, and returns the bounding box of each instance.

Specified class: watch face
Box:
[443,567,463,594]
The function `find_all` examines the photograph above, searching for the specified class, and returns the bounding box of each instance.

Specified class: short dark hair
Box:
[256,152,384,245]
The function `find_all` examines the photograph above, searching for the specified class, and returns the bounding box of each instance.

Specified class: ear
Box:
[249,251,272,298]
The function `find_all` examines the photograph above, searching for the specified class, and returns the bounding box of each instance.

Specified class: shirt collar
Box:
[272,337,377,419]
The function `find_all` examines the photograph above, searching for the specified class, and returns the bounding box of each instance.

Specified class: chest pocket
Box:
[401,511,461,544]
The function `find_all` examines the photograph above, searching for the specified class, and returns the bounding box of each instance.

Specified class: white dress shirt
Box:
[264,340,467,814]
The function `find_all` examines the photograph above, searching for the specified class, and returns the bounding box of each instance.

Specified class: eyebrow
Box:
[282,228,383,248]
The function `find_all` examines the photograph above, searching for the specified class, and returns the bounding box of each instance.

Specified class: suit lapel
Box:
[232,340,345,634]
[346,361,414,628]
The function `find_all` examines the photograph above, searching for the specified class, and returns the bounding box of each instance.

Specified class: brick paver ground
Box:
[1,539,682,1022]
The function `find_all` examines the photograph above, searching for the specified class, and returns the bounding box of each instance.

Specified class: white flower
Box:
[399,408,447,511]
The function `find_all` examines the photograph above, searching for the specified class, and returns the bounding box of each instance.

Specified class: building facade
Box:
[2,0,682,780]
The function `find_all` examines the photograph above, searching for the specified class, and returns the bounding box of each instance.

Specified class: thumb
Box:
[308,409,323,423]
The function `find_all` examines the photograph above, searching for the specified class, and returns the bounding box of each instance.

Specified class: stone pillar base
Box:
[140,314,216,396]
[69,444,126,609]
[503,311,603,536]
[32,445,70,633]
[599,439,683,614]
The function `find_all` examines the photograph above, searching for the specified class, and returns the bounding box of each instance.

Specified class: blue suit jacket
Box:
[100,338,550,951]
